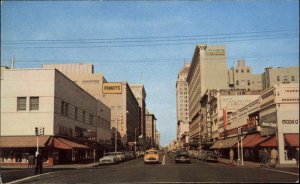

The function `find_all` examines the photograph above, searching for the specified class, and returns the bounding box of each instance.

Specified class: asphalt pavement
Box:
[1,153,298,183]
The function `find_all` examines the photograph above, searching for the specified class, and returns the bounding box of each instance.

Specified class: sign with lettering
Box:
[103,82,122,94]
[220,95,259,110]
[206,104,212,139]
[282,120,299,124]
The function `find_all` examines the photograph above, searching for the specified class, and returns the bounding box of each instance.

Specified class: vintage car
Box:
[144,148,160,164]
[99,152,118,165]
[199,150,218,162]
[175,151,191,163]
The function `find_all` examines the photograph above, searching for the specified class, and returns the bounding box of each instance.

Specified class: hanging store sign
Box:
[206,104,212,139]
[102,82,122,94]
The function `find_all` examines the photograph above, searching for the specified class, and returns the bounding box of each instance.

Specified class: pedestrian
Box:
[35,153,43,174]
[229,148,234,165]
[261,148,269,167]
[270,147,278,167]
[295,148,299,168]
[28,155,34,168]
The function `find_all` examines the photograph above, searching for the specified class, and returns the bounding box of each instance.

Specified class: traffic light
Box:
[35,127,38,135]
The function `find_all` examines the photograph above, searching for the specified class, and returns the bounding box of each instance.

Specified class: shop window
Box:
[17,97,26,111]
[30,97,39,110]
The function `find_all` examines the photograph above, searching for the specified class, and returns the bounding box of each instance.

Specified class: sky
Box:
[1,1,299,146]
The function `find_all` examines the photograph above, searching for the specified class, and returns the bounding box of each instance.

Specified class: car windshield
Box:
[146,151,158,154]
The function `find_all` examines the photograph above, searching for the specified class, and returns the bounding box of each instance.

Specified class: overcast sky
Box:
[1,1,299,146]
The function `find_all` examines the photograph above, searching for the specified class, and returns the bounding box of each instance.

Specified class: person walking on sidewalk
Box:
[28,155,34,168]
[35,153,43,174]
[229,148,234,165]
[261,148,269,167]
[270,147,278,167]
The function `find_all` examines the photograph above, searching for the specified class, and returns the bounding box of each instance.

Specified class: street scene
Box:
[0,0,299,183]
[1,152,299,183]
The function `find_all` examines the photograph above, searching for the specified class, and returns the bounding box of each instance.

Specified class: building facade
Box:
[261,66,299,90]
[0,68,111,166]
[129,84,147,150]
[145,111,156,147]
[176,63,190,149]
[186,44,228,146]
[43,64,139,151]
[228,59,262,91]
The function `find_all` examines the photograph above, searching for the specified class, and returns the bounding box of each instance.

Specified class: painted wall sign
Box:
[220,95,259,110]
[102,82,122,94]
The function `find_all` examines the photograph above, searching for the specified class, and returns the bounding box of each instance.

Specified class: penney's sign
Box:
[102,82,122,94]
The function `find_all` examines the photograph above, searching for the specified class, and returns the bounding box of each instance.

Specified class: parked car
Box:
[144,148,160,164]
[175,151,191,163]
[199,150,218,162]
[99,152,118,165]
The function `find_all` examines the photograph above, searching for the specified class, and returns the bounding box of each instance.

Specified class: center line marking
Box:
[162,154,166,165]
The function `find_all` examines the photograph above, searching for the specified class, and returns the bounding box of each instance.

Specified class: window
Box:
[241,69,244,73]
[65,103,69,116]
[83,111,86,123]
[75,107,78,120]
[89,114,94,125]
[236,69,238,73]
[277,76,280,81]
[291,76,295,81]
[17,97,26,111]
[30,97,39,110]
[61,101,65,114]
[236,80,239,85]
[247,80,251,86]
[283,76,288,82]
[247,69,250,73]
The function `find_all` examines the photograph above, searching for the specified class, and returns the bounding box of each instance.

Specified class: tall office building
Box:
[186,44,228,145]
[176,63,190,148]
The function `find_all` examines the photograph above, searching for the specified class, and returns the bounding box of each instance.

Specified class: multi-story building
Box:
[43,64,139,151]
[211,83,299,165]
[176,63,190,149]
[261,66,299,90]
[228,59,262,91]
[0,68,111,166]
[129,84,147,150]
[155,130,160,148]
[145,111,156,147]
[186,44,228,147]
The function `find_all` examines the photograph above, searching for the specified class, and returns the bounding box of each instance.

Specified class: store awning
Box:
[0,136,50,148]
[210,139,225,149]
[242,133,270,147]
[284,134,299,147]
[259,136,277,147]
[49,137,88,150]
[222,137,238,148]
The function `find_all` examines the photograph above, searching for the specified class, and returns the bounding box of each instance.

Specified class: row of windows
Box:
[236,80,251,86]
[277,76,295,82]
[285,89,298,93]
[61,100,95,125]
[282,98,299,102]
[17,97,39,111]
[236,69,250,73]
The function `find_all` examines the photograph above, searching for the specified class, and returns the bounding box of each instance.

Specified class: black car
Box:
[199,150,218,162]
[175,151,191,163]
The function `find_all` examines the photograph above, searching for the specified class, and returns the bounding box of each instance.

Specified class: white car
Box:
[99,153,118,165]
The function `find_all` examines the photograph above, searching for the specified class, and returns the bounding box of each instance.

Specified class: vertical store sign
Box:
[206,104,212,139]
[223,109,227,129]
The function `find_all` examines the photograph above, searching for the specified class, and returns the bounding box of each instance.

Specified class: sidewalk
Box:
[0,162,98,169]
[217,157,298,168]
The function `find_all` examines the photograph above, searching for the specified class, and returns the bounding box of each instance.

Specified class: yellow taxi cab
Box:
[144,148,160,164]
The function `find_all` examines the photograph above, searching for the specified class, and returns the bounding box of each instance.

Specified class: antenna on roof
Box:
[11,57,15,69]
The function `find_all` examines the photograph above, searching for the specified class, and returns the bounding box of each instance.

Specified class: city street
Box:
[2,153,299,183]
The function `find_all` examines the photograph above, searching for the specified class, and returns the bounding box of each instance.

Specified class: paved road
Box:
[2,153,299,183]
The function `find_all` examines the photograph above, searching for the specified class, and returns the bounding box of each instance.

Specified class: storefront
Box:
[0,135,91,166]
